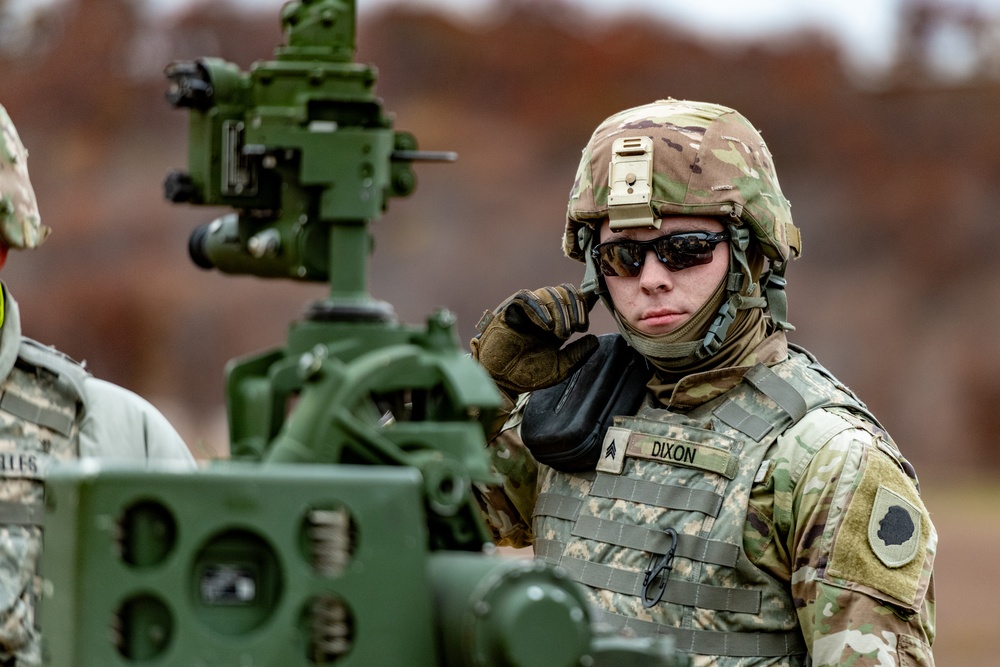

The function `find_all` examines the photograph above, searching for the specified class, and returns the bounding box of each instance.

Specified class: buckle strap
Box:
[0,390,74,436]
[593,608,807,658]
[533,492,582,522]
[590,473,724,517]
[714,399,773,441]
[0,500,45,526]
[558,554,761,613]
[762,268,793,330]
[572,515,739,567]
[533,537,564,565]
[743,364,807,424]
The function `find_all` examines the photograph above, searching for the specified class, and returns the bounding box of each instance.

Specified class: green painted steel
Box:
[42,463,439,665]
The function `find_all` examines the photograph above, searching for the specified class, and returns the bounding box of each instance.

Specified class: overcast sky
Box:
[11,0,1000,75]
[182,0,1000,74]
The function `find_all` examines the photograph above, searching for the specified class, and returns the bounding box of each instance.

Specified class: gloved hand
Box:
[470,283,599,395]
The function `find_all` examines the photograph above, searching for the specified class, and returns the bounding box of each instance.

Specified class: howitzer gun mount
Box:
[39,1,690,665]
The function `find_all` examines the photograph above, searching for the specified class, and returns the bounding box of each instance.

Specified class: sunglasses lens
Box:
[593,232,727,277]
[656,234,718,271]
[596,242,644,277]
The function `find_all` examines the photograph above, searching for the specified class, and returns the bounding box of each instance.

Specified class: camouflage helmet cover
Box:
[564,99,800,263]
[0,104,50,249]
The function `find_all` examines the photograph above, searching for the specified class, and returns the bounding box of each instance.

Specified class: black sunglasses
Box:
[591,231,729,277]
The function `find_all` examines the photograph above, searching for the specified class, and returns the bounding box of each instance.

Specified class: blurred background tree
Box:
[5,0,1000,471]
[2,1,998,659]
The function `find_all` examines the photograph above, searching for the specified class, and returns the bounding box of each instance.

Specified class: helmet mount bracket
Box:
[607,136,658,231]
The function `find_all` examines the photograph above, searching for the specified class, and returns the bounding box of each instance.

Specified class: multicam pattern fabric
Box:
[776,409,936,667]
[474,337,936,667]
[0,105,50,250]
[563,99,799,265]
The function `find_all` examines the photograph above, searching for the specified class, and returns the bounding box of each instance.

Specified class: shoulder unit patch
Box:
[828,442,930,608]
[868,485,921,568]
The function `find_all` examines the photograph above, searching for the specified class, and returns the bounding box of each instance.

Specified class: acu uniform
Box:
[0,104,194,665]
[472,100,936,666]
[478,333,935,666]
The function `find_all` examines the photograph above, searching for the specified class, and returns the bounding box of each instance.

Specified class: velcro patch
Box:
[828,445,929,608]
[869,485,921,568]
[596,426,630,474]
[624,434,738,478]
[594,426,738,479]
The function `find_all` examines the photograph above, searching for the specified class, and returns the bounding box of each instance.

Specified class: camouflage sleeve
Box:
[473,393,539,548]
[773,408,936,666]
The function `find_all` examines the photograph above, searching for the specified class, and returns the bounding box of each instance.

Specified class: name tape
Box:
[597,427,738,479]
[0,452,49,480]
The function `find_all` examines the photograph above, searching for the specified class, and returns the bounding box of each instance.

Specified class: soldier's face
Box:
[600,216,729,336]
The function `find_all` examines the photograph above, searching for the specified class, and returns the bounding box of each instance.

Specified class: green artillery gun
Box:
[39,1,689,665]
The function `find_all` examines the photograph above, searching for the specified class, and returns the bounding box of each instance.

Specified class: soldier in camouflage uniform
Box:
[0,103,194,666]
[471,100,935,666]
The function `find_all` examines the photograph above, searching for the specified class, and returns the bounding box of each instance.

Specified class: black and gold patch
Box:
[868,485,920,567]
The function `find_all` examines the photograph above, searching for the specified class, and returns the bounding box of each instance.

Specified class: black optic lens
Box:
[592,231,729,277]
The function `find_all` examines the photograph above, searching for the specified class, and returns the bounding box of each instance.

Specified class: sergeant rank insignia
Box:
[597,426,630,474]
[868,484,921,568]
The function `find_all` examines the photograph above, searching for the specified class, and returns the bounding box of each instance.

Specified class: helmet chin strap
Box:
[580,222,770,365]
[696,224,770,359]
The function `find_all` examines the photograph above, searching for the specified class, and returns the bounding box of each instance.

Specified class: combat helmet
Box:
[0,104,51,250]
[565,99,802,359]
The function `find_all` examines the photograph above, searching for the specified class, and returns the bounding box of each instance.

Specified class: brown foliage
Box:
[2,0,999,474]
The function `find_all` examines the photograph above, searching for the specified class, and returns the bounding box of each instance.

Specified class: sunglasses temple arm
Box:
[580,254,603,305]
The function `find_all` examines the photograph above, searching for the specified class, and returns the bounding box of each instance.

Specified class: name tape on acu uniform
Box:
[598,426,739,478]
[0,452,48,479]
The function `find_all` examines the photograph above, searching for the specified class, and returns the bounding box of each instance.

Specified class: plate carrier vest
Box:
[528,338,883,663]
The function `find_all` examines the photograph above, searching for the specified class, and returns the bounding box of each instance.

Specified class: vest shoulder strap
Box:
[709,347,876,446]
[15,337,91,405]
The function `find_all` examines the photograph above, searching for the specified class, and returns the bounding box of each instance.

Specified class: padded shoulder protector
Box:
[521,334,649,472]
[16,337,90,404]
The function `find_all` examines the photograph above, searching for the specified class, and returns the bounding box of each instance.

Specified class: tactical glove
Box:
[470,284,599,395]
